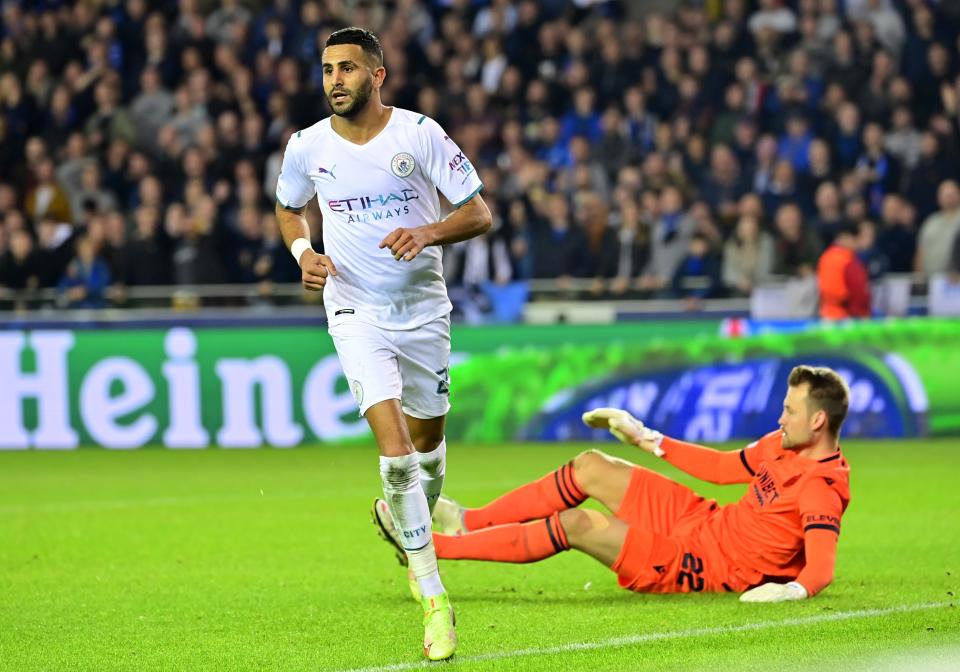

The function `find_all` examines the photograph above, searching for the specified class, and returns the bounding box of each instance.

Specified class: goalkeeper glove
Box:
[739,582,808,603]
[581,408,665,456]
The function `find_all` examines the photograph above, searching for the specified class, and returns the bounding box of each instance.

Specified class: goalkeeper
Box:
[374,365,852,602]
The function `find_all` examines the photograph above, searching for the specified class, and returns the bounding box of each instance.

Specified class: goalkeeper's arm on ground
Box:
[740,527,838,602]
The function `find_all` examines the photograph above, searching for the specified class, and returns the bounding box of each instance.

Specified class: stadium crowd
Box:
[1,0,960,311]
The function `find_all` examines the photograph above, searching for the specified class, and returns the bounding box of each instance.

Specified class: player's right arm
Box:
[274,134,337,290]
[275,202,337,290]
[740,477,843,602]
[582,408,756,484]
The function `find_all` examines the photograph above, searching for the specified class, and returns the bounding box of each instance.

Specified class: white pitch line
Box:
[334,601,954,672]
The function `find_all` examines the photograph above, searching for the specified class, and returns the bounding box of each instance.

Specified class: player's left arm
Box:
[380,193,492,261]
[740,478,843,603]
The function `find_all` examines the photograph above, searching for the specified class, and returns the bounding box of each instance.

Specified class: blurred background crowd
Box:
[1,0,960,312]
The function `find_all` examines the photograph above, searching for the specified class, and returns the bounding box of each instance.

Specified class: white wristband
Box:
[290,238,313,266]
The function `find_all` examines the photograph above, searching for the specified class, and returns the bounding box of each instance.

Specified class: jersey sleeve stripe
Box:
[804,523,841,535]
[452,184,484,208]
[417,114,426,125]
[276,197,305,211]
[739,449,756,476]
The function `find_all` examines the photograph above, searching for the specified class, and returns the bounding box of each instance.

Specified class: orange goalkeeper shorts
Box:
[611,467,742,594]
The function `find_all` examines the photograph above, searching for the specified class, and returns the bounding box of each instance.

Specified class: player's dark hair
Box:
[788,365,850,437]
[324,27,383,67]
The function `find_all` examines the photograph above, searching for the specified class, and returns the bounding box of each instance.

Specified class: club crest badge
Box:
[350,380,364,406]
[391,152,416,178]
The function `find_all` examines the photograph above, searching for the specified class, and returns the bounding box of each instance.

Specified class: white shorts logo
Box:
[350,380,364,406]
[391,152,416,178]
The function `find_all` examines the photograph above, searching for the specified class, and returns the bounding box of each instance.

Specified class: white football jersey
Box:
[276,108,483,329]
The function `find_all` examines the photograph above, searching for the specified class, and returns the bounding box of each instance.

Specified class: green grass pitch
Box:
[1,440,957,671]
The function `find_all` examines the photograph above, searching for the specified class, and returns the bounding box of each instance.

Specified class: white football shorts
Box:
[328,315,451,419]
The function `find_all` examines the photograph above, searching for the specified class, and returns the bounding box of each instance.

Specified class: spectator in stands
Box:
[124,205,172,286]
[731,117,759,178]
[576,191,618,290]
[504,193,536,266]
[43,84,79,152]
[885,106,923,171]
[101,210,129,288]
[641,186,694,291]
[84,78,135,156]
[850,0,906,55]
[129,66,175,152]
[700,144,746,227]
[671,233,723,305]
[917,180,960,278]
[723,215,775,297]
[904,132,954,222]
[206,0,252,47]
[856,219,889,281]
[711,84,746,148]
[556,136,610,201]
[34,217,76,287]
[762,159,800,218]
[58,234,111,308]
[829,101,863,171]
[798,139,836,205]
[0,229,41,292]
[256,213,303,285]
[825,31,865,100]
[877,194,918,274]
[810,182,846,247]
[229,206,265,284]
[24,157,73,224]
[772,203,822,277]
[594,106,632,180]
[818,223,872,320]
[71,163,118,219]
[748,0,797,36]
[855,122,900,216]
[607,199,650,295]
[778,114,814,174]
[531,193,586,281]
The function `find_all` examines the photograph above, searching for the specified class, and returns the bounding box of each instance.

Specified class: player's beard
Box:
[781,427,810,450]
[327,76,374,119]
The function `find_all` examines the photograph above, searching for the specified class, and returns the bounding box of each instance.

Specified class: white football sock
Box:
[417,438,446,515]
[379,452,445,598]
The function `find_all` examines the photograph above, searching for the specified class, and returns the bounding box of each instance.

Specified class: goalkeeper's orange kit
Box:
[612,431,850,595]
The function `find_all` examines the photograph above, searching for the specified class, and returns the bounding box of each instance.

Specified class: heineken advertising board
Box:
[1,319,957,449]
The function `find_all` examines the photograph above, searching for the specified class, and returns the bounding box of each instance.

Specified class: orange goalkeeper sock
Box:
[463,462,586,531]
[434,513,569,563]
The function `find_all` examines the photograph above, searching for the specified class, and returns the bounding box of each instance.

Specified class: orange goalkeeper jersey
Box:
[660,431,851,595]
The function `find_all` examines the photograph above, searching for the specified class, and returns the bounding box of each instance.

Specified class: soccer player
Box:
[375,365,851,602]
[275,27,491,660]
